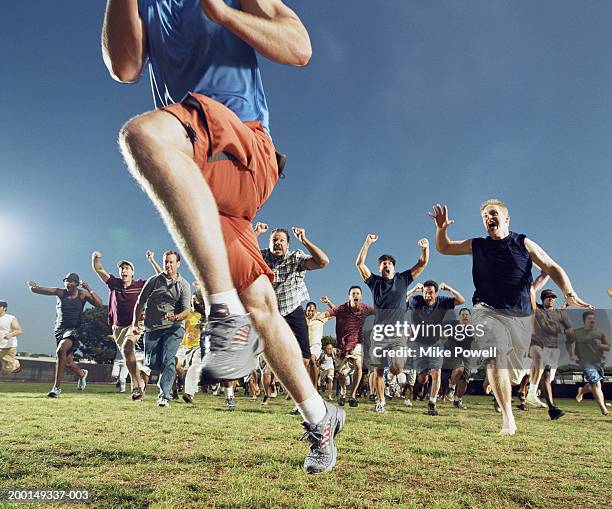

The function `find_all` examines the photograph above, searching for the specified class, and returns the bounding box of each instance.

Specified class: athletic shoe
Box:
[47,386,62,398]
[526,394,548,408]
[369,394,376,402]
[517,402,527,411]
[349,398,358,408]
[301,400,346,474]
[77,369,88,391]
[338,396,346,407]
[427,402,438,416]
[261,395,270,405]
[182,393,194,404]
[199,308,263,384]
[374,402,386,414]
[11,365,22,374]
[171,387,179,400]
[131,387,144,401]
[453,399,466,410]
[115,380,122,392]
[212,384,220,396]
[157,396,170,407]
[289,406,300,416]
[548,406,565,420]
[226,396,235,411]
[492,397,501,413]
[404,399,413,407]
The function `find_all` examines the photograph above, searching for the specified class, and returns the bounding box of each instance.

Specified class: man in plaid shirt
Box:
[255,222,329,368]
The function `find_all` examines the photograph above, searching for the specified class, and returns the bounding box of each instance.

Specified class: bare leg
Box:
[451,368,468,398]
[528,345,544,388]
[120,111,232,295]
[240,276,315,404]
[54,340,74,387]
[486,358,516,435]
[430,368,441,400]
[122,339,143,390]
[539,371,555,408]
[375,368,386,404]
[65,353,84,378]
[576,384,587,402]
[349,362,363,400]
[589,382,609,414]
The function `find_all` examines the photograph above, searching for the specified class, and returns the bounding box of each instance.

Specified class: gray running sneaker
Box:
[226,396,236,411]
[47,386,62,398]
[301,400,346,474]
[77,369,88,391]
[453,399,466,410]
[374,401,386,414]
[200,306,263,385]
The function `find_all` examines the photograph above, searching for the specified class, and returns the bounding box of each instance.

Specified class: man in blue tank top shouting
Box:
[102,1,344,473]
[429,199,592,435]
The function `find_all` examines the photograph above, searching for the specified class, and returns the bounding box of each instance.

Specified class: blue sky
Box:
[1,1,611,355]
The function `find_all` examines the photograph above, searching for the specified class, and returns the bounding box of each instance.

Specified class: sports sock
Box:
[298,392,327,425]
[429,396,437,404]
[527,384,538,398]
[210,289,246,315]
[226,386,234,398]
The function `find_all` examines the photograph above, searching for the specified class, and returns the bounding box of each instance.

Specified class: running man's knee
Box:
[241,276,279,327]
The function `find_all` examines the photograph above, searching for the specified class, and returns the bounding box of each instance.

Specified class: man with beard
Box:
[406,280,465,416]
[27,274,103,397]
[320,286,374,408]
[430,200,592,434]
[356,234,429,413]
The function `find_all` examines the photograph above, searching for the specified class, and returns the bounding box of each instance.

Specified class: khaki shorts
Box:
[471,304,532,385]
[0,347,20,374]
[321,367,335,381]
[339,344,363,375]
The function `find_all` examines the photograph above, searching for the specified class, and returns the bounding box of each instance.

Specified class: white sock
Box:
[226,386,234,398]
[210,289,245,315]
[297,392,327,425]
[528,384,538,398]
[430,396,437,404]
[448,384,456,391]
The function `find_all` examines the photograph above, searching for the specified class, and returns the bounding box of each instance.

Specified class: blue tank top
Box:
[138,0,270,133]
[55,291,86,330]
[471,231,533,316]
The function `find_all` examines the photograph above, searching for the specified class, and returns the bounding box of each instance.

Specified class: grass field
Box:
[0,383,610,509]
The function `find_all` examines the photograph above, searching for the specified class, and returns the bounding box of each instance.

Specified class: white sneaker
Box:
[375,402,386,414]
[77,369,88,391]
[47,386,62,398]
[404,399,413,407]
[526,394,547,408]
[119,381,126,393]
[157,396,170,407]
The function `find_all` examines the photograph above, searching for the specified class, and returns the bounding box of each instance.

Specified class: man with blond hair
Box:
[430,199,592,434]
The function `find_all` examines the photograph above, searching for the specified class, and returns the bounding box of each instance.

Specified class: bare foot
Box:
[576,390,584,403]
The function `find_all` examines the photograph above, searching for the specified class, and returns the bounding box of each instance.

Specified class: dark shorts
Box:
[529,336,545,349]
[581,363,604,385]
[283,306,311,360]
[163,93,281,294]
[54,328,80,354]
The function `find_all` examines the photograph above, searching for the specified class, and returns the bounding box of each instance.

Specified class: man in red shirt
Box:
[321,286,374,408]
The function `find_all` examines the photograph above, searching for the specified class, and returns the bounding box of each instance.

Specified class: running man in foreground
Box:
[430,200,592,434]
[102,0,343,472]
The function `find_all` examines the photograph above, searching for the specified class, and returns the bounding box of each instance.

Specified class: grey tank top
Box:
[55,290,86,330]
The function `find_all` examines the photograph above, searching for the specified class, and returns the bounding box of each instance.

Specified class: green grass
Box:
[0,383,611,509]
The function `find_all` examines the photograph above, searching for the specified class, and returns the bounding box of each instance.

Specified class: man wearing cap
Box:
[0,300,23,375]
[526,287,573,419]
[92,250,153,398]
[131,250,191,407]
[27,273,103,397]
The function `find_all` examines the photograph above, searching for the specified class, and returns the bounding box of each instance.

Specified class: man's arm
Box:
[532,270,550,293]
[4,318,23,340]
[565,336,578,363]
[91,251,111,284]
[428,204,472,255]
[292,227,329,270]
[26,281,62,297]
[356,234,377,282]
[439,283,466,306]
[132,276,156,329]
[524,238,593,309]
[409,238,429,280]
[202,0,311,66]
[253,222,269,239]
[146,251,163,274]
[320,295,335,310]
[102,0,148,83]
[80,281,103,308]
[406,283,424,301]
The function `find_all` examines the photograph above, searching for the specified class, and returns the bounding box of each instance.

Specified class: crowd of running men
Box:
[2,1,610,475]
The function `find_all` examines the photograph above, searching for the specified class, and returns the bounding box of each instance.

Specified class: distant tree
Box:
[321,335,336,347]
[77,306,115,364]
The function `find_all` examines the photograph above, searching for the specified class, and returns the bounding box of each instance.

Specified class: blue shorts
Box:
[581,363,604,385]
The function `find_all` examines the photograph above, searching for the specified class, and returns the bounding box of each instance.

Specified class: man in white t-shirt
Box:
[0,300,23,375]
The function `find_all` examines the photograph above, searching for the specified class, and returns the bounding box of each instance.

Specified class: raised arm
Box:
[80,281,103,308]
[202,0,311,66]
[439,282,466,306]
[356,234,377,282]
[320,295,335,309]
[292,227,329,270]
[146,251,163,274]
[102,0,148,83]
[524,238,593,309]
[428,204,472,256]
[409,238,430,280]
[26,281,62,297]
[532,270,550,293]
[91,251,110,284]
[254,222,269,239]
[406,283,424,300]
